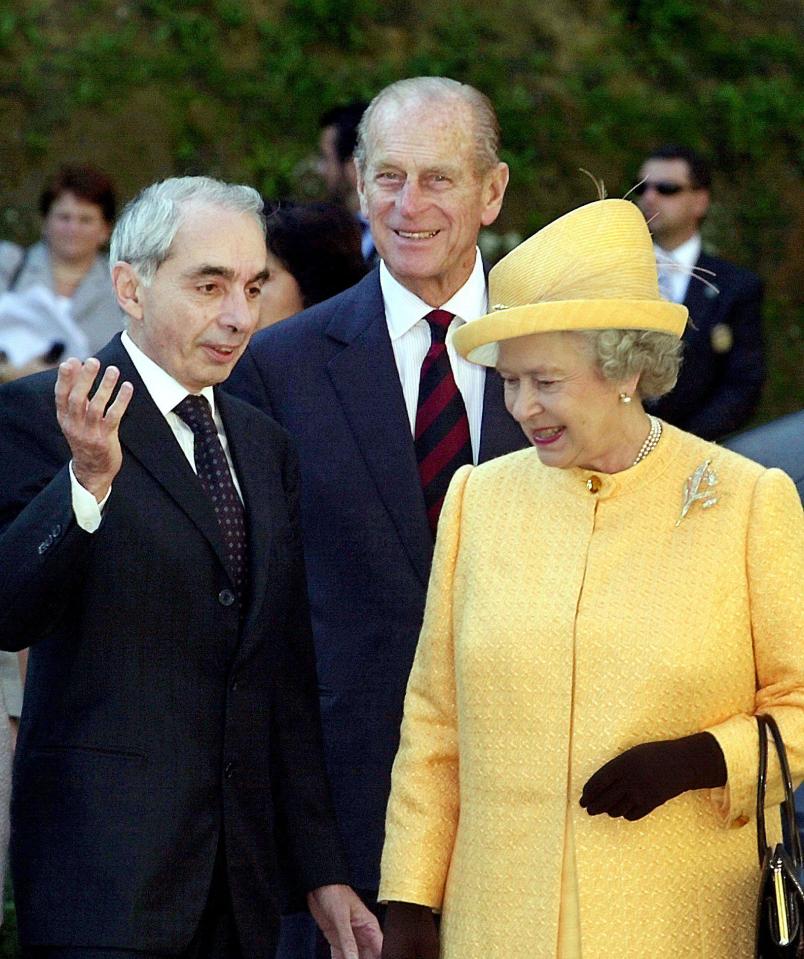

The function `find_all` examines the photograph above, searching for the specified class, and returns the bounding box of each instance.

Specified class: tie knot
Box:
[174,394,216,436]
[425,309,454,343]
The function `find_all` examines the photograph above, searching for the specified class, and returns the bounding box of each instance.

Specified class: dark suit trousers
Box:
[23,844,246,959]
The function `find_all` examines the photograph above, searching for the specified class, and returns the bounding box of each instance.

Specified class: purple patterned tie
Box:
[174,394,247,598]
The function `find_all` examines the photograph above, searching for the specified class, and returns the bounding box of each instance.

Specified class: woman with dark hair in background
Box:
[0,164,122,370]
[259,201,368,328]
[0,165,123,743]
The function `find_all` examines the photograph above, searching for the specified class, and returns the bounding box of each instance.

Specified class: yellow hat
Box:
[452,198,688,366]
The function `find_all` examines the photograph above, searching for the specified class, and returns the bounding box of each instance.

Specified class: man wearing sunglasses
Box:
[634,144,765,440]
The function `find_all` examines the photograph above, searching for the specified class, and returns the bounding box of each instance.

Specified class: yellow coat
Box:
[379,424,804,959]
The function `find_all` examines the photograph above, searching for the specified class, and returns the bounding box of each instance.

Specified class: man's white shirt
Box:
[654,233,701,305]
[381,248,487,463]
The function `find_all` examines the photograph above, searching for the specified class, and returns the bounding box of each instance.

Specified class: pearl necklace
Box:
[632,415,662,467]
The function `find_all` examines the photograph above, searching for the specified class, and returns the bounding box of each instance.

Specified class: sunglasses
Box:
[632,180,694,197]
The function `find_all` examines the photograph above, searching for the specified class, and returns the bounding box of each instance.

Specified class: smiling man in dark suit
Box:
[635,144,766,440]
[0,176,380,959]
[227,76,528,957]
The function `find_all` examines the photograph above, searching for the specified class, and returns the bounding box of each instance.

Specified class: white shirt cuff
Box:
[69,462,110,533]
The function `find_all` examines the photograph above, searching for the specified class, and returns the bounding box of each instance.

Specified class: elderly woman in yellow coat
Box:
[377,197,804,959]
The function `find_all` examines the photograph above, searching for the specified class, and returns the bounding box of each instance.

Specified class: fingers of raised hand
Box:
[54,357,84,415]
[55,357,101,422]
[55,359,132,435]
[91,367,133,429]
[54,359,133,497]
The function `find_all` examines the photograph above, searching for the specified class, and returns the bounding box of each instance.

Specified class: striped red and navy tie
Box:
[414,309,473,535]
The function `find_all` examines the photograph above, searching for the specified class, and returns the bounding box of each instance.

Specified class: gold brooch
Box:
[676,459,719,526]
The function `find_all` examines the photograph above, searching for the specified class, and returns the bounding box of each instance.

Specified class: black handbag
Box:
[755,714,804,958]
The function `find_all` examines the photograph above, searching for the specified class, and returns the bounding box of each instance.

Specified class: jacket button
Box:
[586,476,602,494]
[224,761,234,779]
[218,589,235,607]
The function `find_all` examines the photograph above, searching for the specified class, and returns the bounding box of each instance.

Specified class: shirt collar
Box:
[380,249,488,341]
[121,331,216,418]
[654,233,701,270]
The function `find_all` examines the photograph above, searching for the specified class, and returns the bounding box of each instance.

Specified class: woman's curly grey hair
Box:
[579,329,682,400]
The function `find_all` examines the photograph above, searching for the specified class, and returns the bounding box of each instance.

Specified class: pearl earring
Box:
[619,392,632,404]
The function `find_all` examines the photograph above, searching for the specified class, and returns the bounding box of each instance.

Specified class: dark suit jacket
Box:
[0,336,346,953]
[648,251,765,440]
[226,269,527,891]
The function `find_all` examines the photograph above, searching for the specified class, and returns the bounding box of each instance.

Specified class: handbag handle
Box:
[756,713,803,869]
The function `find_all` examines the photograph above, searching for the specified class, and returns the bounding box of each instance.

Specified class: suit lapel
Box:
[325,273,433,588]
[101,338,232,579]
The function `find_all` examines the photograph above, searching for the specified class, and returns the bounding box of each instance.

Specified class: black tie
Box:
[414,310,473,535]
[174,394,248,598]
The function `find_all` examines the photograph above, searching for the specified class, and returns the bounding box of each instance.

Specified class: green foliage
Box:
[0,0,801,420]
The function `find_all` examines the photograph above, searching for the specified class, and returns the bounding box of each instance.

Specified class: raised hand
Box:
[54,357,133,501]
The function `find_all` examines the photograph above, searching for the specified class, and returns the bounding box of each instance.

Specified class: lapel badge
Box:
[676,459,719,527]
[710,323,733,353]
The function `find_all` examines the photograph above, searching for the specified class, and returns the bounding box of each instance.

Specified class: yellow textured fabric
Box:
[379,423,804,959]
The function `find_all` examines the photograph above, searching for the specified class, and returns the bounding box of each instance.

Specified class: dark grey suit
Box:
[0,336,346,955]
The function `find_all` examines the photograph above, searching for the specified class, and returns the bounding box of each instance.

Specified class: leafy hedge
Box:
[1,0,801,420]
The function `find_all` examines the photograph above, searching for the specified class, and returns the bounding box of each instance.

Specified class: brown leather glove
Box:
[381,901,440,959]
[580,732,727,821]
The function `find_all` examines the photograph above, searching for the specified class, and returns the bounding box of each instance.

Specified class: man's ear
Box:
[355,159,369,218]
[480,162,510,228]
[112,262,144,322]
[344,155,359,191]
[693,188,711,224]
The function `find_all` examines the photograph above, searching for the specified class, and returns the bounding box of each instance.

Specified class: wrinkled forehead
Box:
[365,94,477,162]
[497,330,590,370]
[162,202,267,268]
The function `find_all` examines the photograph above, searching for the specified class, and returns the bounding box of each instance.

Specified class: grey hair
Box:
[109,176,265,285]
[354,76,501,177]
[579,329,682,400]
